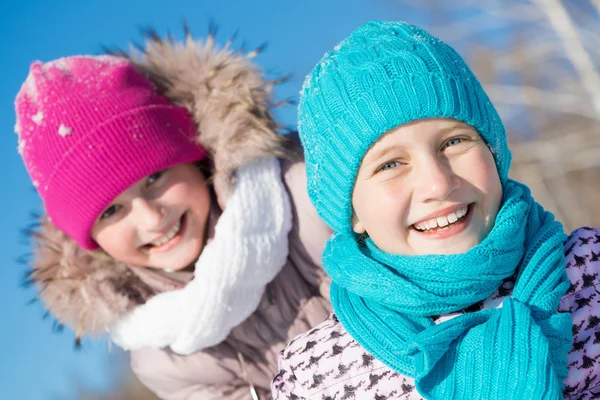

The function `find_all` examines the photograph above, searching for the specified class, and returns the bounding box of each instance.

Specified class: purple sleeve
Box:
[559,227,600,399]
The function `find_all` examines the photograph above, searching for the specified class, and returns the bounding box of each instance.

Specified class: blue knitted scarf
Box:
[324,180,572,399]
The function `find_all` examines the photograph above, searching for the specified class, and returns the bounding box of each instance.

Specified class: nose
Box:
[131,197,165,231]
[415,155,461,202]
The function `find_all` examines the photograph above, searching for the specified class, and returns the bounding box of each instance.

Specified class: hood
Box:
[25,26,295,342]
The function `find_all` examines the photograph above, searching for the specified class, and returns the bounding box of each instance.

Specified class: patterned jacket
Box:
[272,227,600,399]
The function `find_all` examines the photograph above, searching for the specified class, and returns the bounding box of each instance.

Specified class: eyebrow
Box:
[363,122,469,166]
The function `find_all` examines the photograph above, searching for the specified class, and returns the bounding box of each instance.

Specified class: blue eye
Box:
[100,204,121,220]
[379,161,401,171]
[444,137,464,148]
[146,171,164,187]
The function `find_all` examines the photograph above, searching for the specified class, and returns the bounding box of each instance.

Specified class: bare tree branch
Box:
[533,0,600,115]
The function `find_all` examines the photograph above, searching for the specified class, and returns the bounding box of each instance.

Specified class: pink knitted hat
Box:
[15,55,207,250]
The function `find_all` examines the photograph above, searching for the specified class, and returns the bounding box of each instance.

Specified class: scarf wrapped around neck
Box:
[109,156,292,354]
[325,180,572,399]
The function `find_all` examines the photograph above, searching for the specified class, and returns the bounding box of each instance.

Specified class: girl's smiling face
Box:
[91,163,211,270]
[351,118,503,255]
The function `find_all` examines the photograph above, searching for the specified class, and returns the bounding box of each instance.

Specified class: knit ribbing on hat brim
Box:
[43,105,206,250]
[304,74,511,235]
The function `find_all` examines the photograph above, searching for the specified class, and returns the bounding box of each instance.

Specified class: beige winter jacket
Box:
[27,30,332,399]
[130,160,331,399]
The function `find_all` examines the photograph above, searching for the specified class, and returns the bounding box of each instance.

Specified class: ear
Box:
[351,212,366,235]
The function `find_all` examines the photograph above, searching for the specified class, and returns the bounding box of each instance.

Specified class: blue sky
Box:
[0,0,429,398]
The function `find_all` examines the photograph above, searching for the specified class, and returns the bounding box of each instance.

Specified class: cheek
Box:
[189,182,211,216]
[354,180,410,228]
[171,177,211,227]
[93,224,138,259]
[476,152,501,194]
[167,173,210,207]
[457,149,502,211]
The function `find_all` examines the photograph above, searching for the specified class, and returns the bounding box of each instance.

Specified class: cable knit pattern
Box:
[294,20,580,400]
[109,156,292,354]
[320,180,571,399]
[272,227,600,399]
[298,21,510,235]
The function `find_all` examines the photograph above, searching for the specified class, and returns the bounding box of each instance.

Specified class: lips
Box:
[143,214,185,249]
[149,219,182,246]
[412,204,471,232]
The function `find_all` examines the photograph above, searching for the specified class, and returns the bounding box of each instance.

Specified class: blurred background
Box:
[1,0,599,398]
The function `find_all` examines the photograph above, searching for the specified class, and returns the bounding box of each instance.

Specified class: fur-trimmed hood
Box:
[25,27,296,342]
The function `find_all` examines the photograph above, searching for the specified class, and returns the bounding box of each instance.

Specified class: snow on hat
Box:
[15,55,206,250]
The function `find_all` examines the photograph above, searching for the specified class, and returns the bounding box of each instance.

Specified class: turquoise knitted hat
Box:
[299,21,511,234]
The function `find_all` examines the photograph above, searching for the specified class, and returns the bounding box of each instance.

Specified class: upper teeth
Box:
[413,206,468,232]
[151,220,182,246]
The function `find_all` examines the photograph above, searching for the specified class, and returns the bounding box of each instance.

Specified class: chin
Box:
[411,237,480,255]
[176,242,204,269]
[169,256,193,270]
[148,244,202,271]
[444,239,481,254]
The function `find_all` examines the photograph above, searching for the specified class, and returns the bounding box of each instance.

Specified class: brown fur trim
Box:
[27,26,297,336]
[118,26,298,205]
[27,216,156,337]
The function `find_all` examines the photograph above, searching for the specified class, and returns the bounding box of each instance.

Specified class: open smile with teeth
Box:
[149,218,182,247]
[413,205,469,232]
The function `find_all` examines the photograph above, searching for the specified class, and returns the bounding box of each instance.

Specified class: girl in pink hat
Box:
[15,32,331,399]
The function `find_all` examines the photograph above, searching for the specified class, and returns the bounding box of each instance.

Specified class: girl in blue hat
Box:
[272,21,600,399]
